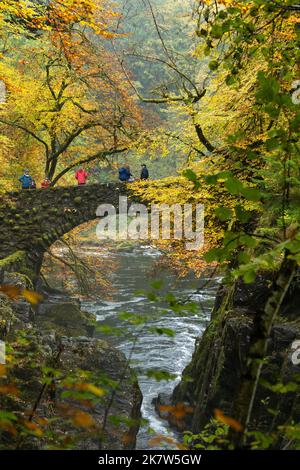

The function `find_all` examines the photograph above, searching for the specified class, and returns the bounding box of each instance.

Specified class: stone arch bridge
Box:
[0,183,138,280]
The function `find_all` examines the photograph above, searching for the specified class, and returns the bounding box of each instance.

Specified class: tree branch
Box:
[0,119,49,156]
[51,147,127,185]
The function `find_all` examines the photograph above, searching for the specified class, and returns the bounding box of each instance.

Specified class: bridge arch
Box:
[0,183,137,280]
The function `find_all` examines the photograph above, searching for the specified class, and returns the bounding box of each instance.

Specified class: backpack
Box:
[119,167,128,181]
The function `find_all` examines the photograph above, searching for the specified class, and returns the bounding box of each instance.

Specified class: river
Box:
[81,243,218,450]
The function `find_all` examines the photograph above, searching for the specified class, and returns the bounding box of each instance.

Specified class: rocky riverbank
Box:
[0,271,142,450]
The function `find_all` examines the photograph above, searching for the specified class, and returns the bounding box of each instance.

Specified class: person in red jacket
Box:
[75,168,88,185]
[41,177,51,189]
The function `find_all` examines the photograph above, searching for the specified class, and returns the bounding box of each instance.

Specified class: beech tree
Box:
[0,0,142,185]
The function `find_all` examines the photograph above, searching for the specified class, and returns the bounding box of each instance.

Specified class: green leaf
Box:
[256,72,280,104]
[215,206,232,221]
[241,187,262,201]
[225,177,244,195]
[209,60,219,71]
[149,327,175,337]
[204,247,222,263]
[226,74,236,86]
[182,169,198,182]
[146,370,177,382]
[147,292,158,301]
[204,174,218,185]
[243,270,256,284]
[150,279,164,290]
[235,205,252,223]
[238,252,251,264]
[240,234,257,248]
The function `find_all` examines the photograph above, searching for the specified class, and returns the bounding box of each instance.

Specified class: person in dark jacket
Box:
[140,164,149,180]
[119,166,133,182]
[19,169,33,190]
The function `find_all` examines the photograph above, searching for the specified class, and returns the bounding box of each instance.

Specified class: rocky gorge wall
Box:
[156,274,300,445]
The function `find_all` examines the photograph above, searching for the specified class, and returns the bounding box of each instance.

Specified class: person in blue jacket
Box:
[19,169,33,190]
[118,165,133,182]
[118,167,128,181]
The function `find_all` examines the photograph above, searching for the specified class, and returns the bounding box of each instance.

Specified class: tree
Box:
[0,0,143,185]
[118,0,216,155]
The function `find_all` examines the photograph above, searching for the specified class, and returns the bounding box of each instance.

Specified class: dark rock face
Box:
[0,276,142,450]
[39,335,142,450]
[159,277,300,439]
[213,274,300,320]
[37,299,96,338]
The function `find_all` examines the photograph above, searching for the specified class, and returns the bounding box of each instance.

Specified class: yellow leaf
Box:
[84,383,106,397]
[22,289,43,305]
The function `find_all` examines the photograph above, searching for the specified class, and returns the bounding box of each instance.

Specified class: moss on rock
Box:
[36,302,96,337]
[0,250,27,271]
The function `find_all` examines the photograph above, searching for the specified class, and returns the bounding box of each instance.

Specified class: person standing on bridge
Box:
[30,178,37,190]
[19,169,33,190]
[41,177,51,189]
[140,164,149,180]
[75,167,88,186]
[118,166,131,182]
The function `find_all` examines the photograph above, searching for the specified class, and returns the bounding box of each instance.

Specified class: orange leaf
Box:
[148,434,187,450]
[23,421,44,436]
[214,408,243,432]
[0,285,21,300]
[159,402,193,419]
[72,410,95,428]
[0,285,43,305]
[0,385,19,396]
[23,421,38,430]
